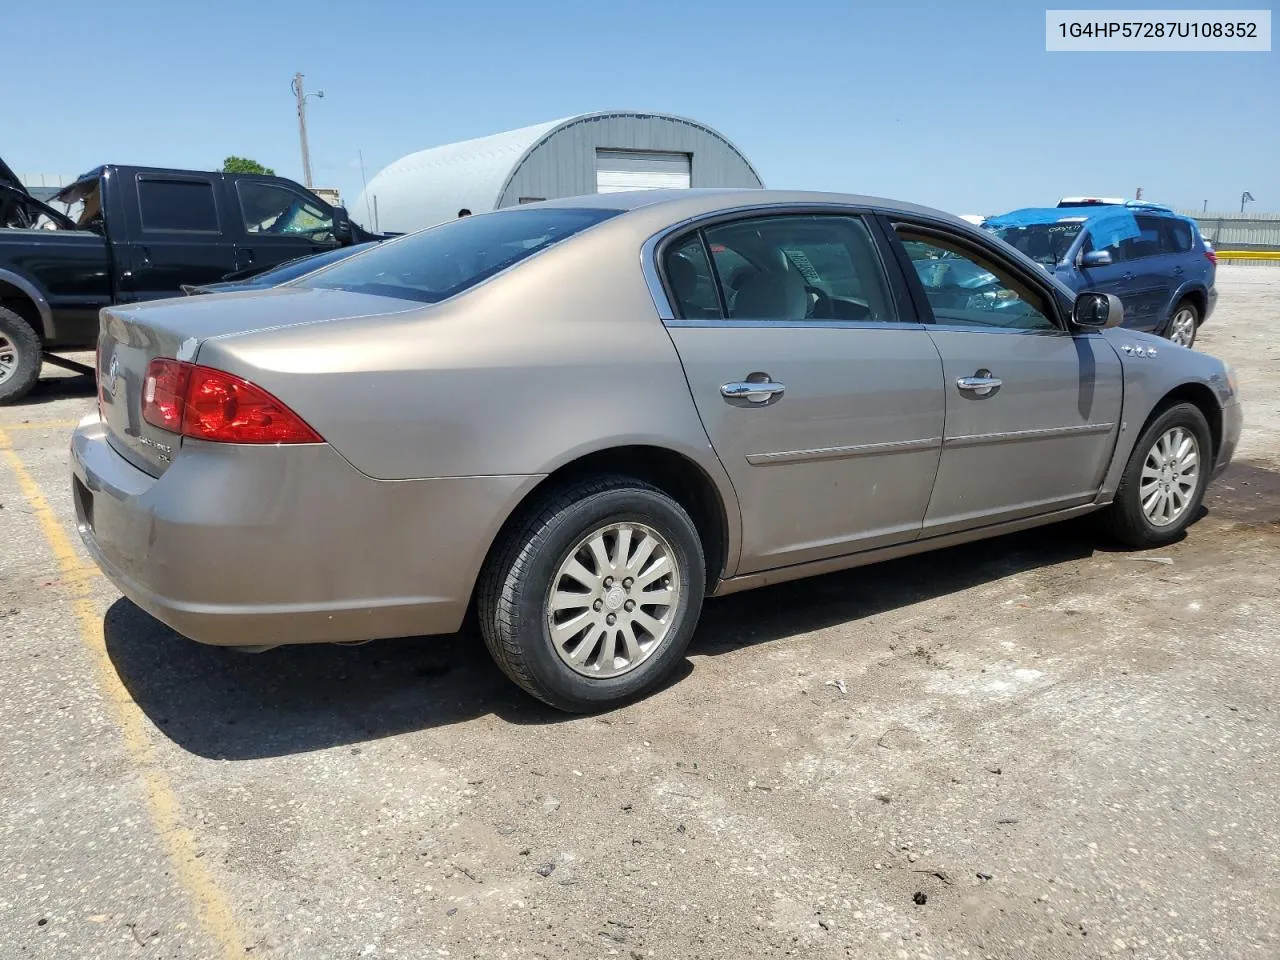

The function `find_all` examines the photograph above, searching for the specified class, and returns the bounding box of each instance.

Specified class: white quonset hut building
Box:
[356,111,763,234]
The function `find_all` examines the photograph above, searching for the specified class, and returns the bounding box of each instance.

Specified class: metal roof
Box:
[355,111,762,234]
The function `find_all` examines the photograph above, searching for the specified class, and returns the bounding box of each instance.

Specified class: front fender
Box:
[1095,330,1235,502]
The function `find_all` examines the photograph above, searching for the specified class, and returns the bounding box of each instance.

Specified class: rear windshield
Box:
[298,207,622,303]
[258,242,378,284]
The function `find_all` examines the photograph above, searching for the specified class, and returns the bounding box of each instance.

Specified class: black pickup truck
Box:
[0,157,381,401]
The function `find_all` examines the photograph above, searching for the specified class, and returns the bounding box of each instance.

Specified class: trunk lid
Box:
[97,286,413,476]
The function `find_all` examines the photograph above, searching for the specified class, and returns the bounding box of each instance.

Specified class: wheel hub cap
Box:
[1139,426,1200,527]
[1170,310,1195,346]
[0,334,17,386]
[546,521,682,679]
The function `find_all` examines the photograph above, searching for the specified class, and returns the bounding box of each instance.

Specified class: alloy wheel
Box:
[0,333,17,386]
[1140,426,1200,526]
[1168,308,1197,347]
[546,521,682,679]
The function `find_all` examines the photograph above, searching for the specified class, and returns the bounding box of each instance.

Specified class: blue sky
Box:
[8,0,1277,224]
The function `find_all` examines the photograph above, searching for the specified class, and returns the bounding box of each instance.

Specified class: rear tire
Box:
[0,306,43,403]
[1163,299,1199,349]
[1099,402,1211,548]
[477,476,705,712]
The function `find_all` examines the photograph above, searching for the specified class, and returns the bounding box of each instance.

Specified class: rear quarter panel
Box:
[194,215,744,565]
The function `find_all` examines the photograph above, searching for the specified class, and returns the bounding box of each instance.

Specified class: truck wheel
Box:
[0,306,43,403]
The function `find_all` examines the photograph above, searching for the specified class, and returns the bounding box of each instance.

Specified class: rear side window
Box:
[670,215,895,322]
[663,235,722,318]
[300,207,622,304]
[1161,219,1194,253]
[137,178,220,233]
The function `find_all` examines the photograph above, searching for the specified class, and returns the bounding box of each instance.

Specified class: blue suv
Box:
[984,202,1217,348]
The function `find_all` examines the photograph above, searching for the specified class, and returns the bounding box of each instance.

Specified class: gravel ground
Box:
[1,265,1277,960]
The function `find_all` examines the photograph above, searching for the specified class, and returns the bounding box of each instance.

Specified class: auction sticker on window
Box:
[1046,9,1271,50]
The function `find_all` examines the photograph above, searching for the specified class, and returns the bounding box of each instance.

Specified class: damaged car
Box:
[0,157,379,401]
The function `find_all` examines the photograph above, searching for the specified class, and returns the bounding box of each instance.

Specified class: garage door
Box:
[595,150,692,193]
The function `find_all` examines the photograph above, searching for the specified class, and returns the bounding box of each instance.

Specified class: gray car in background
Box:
[71,190,1242,712]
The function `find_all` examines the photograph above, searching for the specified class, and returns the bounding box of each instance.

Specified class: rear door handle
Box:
[956,374,1002,397]
[1122,271,1135,280]
[721,381,786,403]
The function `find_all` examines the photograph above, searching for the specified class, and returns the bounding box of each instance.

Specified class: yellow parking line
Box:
[0,427,246,960]
[0,419,80,431]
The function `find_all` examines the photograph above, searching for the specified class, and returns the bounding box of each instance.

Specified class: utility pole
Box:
[1135,186,1143,200]
[358,149,372,227]
[290,72,324,188]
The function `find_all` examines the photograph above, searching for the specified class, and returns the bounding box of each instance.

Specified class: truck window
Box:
[137,178,220,233]
[236,182,335,243]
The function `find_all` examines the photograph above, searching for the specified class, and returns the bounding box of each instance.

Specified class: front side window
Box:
[138,178,220,233]
[694,215,895,322]
[237,182,335,243]
[1120,216,1165,261]
[1082,231,1125,263]
[300,207,622,304]
[896,228,1056,331]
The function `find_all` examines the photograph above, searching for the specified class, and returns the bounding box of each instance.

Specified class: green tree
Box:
[221,156,275,176]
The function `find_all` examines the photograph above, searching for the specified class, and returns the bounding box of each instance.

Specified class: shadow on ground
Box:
[105,521,1103,761]
[103,460,1279,762]
[16,370,96,406]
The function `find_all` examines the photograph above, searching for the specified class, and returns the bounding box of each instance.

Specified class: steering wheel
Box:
[805,285,834,320]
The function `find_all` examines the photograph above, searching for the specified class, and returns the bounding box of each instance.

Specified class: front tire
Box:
[0,306,43,403]
[1100,403,1211,548]
[477,477,705,712]
[1164,299,1199,348]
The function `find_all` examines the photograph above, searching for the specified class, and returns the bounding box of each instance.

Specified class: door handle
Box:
[721,380,786,403]
[1122,271,1135,280]
[956,373,1002,397]
[1173,266,1184,275]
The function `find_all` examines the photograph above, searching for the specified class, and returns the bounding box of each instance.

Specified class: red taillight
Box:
[142,358,191,433]
[1205,249,1217,265]
[141,359,322,444]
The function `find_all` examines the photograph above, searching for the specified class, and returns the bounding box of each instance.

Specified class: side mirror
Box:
[1080,249,1113,268]
[1073,291,1124,330]
[332,205,353,244]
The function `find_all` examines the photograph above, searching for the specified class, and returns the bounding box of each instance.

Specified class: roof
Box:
[355,111,762,233]
[502,188,990,239]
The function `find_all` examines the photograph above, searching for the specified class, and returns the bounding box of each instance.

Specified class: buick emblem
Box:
[104,355,120,395]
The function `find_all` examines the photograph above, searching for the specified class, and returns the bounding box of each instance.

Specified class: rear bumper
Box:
[70,413,540,647]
